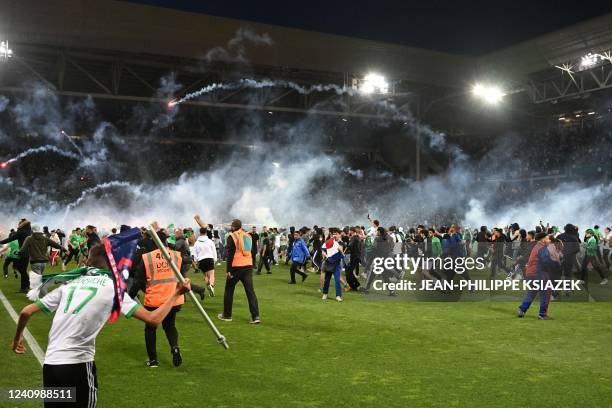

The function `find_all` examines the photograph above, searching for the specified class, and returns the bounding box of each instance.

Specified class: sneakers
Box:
[217,314,232,322]
[207,284,215,297]
[600,279,609,285]
[146,359,159,368]
[288,281,296,284]
[250,317,261,324]
[538,315,554,320]
[335,296,343,302]
[517,308,525,318]
[322,294,328,300]
[171,347,182,367]
[3,273,7,279]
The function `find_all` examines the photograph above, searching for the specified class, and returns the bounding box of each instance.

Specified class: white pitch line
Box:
[0,289,44,366]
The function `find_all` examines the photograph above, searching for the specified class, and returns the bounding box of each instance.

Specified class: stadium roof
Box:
[2,1,612,90]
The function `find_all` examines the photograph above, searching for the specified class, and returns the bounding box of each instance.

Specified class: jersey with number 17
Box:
[35,268,141,365]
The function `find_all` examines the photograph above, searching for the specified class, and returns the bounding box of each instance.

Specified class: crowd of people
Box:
[2,215,610,307]
[1,214,610,407]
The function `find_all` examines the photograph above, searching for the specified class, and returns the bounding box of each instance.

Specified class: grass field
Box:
[1,261,612,407]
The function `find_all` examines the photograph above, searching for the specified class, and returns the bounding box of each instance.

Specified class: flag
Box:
[103,227,140,324]
[6,239,19,259]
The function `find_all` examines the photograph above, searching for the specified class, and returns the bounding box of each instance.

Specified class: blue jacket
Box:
[449,232,463,257]
[291,238,310,264]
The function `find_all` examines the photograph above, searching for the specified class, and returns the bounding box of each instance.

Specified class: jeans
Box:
[322,265,342,297]
[519,278,551,317]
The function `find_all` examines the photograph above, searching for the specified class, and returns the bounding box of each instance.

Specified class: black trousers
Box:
[224,267,259,319]
[490,254,508,276]
[580,255,608,281]
[13,258,28,291]
[345,257,361,289]
[43,361,97,408]
[285,246,293,264]
[3,256,15,276]
[289,262,306,283]
[561,253,577,279]
[63,248,80,266]
[257,254,271,273]
[181,262,205,296]
[144,305,181,361]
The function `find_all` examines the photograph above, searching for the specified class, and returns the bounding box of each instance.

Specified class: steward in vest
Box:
[131,231,185,368]
[218,219,260,324]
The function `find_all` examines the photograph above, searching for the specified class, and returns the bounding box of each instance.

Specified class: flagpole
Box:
[148,225,229,350]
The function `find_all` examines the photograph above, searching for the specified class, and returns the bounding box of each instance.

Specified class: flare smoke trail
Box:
[3,145,80,165]
[170,79,354,107]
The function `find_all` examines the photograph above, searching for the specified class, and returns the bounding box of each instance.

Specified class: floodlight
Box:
[472,83,505,104]
[0,41,12,60]
[360,73,389,95]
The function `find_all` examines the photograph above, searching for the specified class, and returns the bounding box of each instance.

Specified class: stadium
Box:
[0,1,611,407]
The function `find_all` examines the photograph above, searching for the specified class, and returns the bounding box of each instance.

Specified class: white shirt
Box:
[36,268,140,365]
[192,235,217,262]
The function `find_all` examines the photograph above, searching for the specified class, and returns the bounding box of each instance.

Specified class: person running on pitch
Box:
[11,244,191,407]
[288,230,309,284]
[192,226,218,296]
[170,227,206,299]
[131,231,187,368]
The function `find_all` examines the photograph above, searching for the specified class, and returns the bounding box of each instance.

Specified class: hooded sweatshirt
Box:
[20,232,63,264]
[192,235,217,262]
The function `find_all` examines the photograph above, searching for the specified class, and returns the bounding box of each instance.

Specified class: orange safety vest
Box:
[142,248,184,307]
[230,230,253,268]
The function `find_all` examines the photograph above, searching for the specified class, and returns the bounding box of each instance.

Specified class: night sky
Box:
[122,0,612,55]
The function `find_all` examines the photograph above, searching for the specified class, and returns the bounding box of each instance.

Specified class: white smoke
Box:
[204,27,273,64]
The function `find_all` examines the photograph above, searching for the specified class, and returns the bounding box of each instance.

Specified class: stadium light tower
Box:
[0,40,13,60]
[472,83,505,104]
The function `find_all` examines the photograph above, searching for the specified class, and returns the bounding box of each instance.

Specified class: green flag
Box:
[6,239,19,259]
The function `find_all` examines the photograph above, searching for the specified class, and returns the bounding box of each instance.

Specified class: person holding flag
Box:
[11,240,192,408]
[1,230,20,279]
[0,219,32,292]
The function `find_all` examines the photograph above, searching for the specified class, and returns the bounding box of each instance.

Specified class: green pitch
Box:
[1,261,611,407]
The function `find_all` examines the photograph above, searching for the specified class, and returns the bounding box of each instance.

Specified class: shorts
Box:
[198,258,215,272]
[43,361,97,408]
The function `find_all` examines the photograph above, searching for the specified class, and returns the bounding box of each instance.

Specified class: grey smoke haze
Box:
[0,95,8,112]
[0,31,610,235]
[1,87,609,234]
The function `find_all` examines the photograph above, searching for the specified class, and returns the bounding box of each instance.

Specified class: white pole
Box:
[148,225,229,349]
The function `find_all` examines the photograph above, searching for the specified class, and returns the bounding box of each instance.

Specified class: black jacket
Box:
[0,223,32,260]
[557,232,581,256]
[170,237,192,266]
[348,235,361,258]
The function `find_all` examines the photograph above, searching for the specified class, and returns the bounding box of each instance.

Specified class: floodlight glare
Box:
[360,73,389,95]
[472,83,505,104]
[0,41,13,60]
[580,53,599,68]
